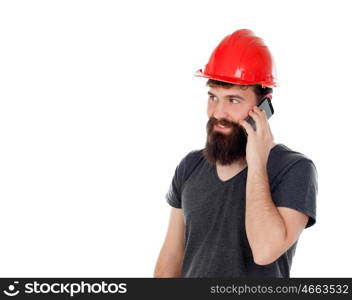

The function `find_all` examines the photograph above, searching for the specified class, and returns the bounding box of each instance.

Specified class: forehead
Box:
[208,85,257,103]
[208,84,253,95]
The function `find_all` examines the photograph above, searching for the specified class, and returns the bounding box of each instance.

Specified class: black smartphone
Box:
[244,97,274,134]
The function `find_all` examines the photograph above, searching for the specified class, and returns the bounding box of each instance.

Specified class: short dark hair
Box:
[206,79,273,104]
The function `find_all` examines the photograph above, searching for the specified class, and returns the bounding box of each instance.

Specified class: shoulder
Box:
[177,148,205,168]
[170,148,205,191]
[268,143,317,182]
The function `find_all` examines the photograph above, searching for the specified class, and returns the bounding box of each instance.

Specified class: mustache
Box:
[209,116,240,128]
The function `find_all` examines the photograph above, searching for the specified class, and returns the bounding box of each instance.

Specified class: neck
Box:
[216,157,247,169]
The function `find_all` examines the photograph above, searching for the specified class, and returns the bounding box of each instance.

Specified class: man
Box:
[153,29,318,278]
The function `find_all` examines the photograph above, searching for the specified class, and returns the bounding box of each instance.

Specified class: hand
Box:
[239,106,275,169]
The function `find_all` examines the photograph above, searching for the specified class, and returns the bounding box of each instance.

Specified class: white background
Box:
[0,0,351,277]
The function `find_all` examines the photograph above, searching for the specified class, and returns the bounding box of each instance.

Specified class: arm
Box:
[245,165,309,265]
[153,207,185,277]
[240,107,311,266]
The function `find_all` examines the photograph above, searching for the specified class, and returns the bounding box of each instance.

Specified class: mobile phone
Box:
[244,97,274,134]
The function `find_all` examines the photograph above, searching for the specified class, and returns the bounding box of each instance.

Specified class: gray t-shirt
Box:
[165,143,318,278]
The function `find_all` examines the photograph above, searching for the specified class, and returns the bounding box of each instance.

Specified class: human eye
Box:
[208,95,217,102]
[230,98,240,104]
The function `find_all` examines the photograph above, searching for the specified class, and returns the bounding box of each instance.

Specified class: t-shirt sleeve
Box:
[271,159,318,228]
[165,154,188,209]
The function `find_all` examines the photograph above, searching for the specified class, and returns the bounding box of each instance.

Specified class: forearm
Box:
[245,165,287,264]
[153,253,184,277]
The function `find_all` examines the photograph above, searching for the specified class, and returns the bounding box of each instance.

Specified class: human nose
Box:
[213,100,230,120]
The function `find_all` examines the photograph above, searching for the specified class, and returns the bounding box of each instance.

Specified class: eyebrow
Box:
[207,91,245,101]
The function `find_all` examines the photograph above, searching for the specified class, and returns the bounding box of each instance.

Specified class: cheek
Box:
[230,106,251,121]
[238,104,253,119]
[236,111,249,120]
[207,104,213,118]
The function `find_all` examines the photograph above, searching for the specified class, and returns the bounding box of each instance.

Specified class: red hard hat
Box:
[195,29,277,88]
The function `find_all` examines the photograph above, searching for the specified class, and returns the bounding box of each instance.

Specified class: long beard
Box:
[203,116,247,166]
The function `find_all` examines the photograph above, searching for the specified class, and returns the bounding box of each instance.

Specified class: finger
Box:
[267,120,272,133]
[268,124,274,140]
[253,106,267,119]
[248,109,263,131]
[253,106,270,132]
[239,119,255,136]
